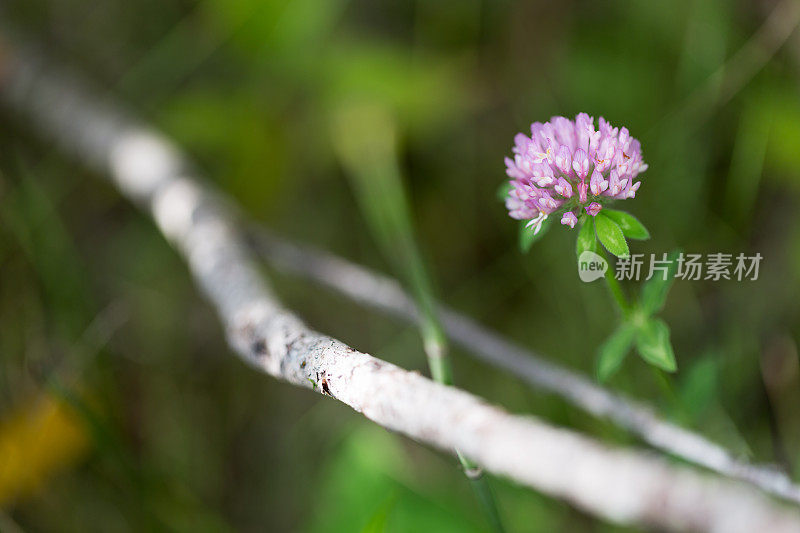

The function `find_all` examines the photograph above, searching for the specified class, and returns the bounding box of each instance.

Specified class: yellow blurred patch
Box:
[0,394,90,506]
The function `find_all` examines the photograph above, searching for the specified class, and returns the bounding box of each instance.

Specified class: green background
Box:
[1,0,800,531]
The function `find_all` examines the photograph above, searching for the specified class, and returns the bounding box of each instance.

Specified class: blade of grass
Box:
[330,102,503,531]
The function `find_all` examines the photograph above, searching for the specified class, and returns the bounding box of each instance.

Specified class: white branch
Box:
[250,229,800,505]
[2,37,800,532]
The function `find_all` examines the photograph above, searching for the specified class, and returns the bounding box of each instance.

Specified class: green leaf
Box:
[496,181,513,202]
[635,318,677,372]
[575,216,599,259]
[640,249,681,315]
[519,216,552,253]
[602,209,650,240]
[594,213,630,258]
[596,322,636,382]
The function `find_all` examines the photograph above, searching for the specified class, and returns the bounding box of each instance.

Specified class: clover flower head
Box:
[503,113,647,232]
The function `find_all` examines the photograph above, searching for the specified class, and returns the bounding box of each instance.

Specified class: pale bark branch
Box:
[2,37,800,532]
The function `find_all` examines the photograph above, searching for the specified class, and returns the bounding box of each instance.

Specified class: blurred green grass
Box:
[2,0,800,531]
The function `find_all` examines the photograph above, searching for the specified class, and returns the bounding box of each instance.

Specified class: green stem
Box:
[336,107,504,531]
[651,366,679,406]
[457,451,505,533]
[424,341,504,533]
[423,336,453,385]
[601,255,631,316]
